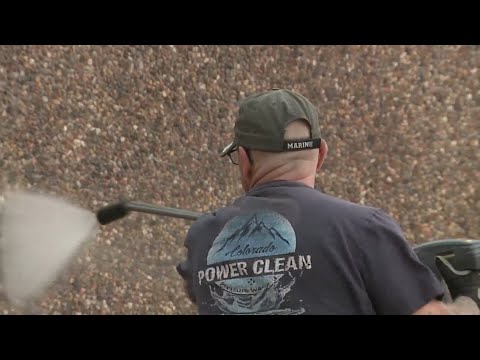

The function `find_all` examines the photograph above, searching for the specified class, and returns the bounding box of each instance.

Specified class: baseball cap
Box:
[220,88,321,158]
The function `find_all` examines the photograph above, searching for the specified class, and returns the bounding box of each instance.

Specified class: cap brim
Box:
[219,141,236,157]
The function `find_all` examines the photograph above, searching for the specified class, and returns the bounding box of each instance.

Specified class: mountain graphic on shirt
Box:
[208,211,296,264]
[214,214,290,255]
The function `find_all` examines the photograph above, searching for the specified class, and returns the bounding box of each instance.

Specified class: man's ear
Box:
[317,140,328,171]
[238,146,253,182]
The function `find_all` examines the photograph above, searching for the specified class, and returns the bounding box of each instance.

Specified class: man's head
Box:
[221,89,328,191]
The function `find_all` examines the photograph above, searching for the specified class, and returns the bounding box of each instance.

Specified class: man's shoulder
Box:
[188,211,219,232]
[186,207,233,237]
[323,193,401,230]
[318,193,406,242]
[300,188,380,222]
[300,188,406,237]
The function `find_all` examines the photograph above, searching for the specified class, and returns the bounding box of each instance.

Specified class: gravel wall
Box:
[0,45,478,314]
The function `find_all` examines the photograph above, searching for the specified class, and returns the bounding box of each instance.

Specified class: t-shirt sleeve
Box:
[176,222,200,304]
[357,209,445,315]
[176,213,215,305]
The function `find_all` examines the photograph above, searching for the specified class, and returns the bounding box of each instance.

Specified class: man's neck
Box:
[249,164,316,190]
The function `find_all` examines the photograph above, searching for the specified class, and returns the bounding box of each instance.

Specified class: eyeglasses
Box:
[227,146,240,165]
[226,146,252,165]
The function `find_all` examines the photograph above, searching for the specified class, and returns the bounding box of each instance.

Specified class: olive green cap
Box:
[220,88,321,157]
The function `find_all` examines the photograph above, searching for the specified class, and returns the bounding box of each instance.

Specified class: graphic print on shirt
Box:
[198,210,312,314]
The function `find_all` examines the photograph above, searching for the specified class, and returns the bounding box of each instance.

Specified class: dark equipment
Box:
[413,239,480,305]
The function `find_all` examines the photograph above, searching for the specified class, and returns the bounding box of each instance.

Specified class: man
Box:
[177,88,478,315]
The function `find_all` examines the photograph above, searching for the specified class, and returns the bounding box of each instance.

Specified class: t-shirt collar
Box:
[246,180,313,196]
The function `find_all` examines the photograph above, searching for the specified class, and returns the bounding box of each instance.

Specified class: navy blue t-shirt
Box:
[177,180,444,315]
